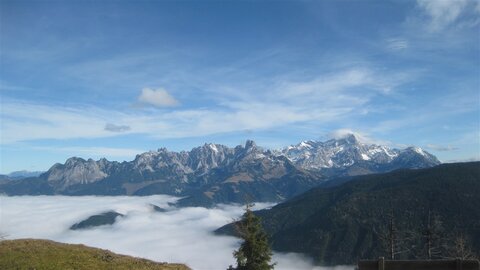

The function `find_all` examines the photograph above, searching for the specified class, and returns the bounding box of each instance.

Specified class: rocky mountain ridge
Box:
[278,134,439,171]
[0,134,441,206]
[42,134,440,188]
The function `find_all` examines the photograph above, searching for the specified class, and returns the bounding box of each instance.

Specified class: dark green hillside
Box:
[217,162,480,265]
[0,239,190,270]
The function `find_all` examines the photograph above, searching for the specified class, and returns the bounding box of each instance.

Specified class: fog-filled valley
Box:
[0,195,352,270]
[1,0,479,269]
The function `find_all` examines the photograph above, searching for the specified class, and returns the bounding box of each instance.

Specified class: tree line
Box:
[375,207,479,261]
[226,204,479,270]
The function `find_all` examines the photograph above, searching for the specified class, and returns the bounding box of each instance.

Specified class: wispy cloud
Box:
[138,87,179,107]
[444,157,480,163]
[0,99,309,144]
[1,1,477,169]
[415,0,480,32]
[426,144,459,152]
[0,101,127,143]
[386,38,409,50]
[1,64,416,144]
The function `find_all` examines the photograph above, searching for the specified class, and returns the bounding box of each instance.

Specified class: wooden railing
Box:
[358,257,480,270]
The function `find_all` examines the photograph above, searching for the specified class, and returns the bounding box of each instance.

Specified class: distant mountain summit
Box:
[279,134,440,176]
[0,170,44,181]
[0,135,440,206]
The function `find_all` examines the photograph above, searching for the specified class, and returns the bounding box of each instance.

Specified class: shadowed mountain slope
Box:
[217,162,480,265]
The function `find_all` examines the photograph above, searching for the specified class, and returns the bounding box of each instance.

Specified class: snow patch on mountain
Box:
[40,134,440,189]
[279,134,439,171]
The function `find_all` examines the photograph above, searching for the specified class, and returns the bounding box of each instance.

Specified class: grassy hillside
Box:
[217,162,480,265]
[0,239,190,270]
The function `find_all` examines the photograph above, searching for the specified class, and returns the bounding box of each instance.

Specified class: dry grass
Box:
[0,239,190,270]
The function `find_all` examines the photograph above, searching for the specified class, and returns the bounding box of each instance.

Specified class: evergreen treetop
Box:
[229,204,275,270]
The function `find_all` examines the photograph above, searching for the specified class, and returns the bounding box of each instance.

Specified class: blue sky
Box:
[0,0,479,173]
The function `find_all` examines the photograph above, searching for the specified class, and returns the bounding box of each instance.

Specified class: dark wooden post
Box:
[456,258,462,270]
[379,257,385,270]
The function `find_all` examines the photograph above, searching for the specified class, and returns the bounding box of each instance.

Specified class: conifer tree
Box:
[228,204,275,270]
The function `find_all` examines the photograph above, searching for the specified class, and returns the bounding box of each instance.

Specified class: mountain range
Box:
[279,134,439,176]
[0,134,440,206]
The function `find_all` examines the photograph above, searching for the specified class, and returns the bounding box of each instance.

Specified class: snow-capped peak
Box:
[279,136,439,171]
[299,141,312,148]
[207,143,218,153]
[410,146,426,156]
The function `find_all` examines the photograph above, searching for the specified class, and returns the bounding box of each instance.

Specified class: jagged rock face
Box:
[132,149,192,180]
[36,135,440,200]
[231,140,268,168]
[46,158,109,190]
[214,141,293,182]
[279,134,440,172]
[187,143,234,175]
[0,135,445,206]
[131,144,235,176]
[41,141,280,189]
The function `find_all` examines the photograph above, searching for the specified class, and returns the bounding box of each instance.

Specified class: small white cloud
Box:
[138,87,179,107]
[328,129,371,142]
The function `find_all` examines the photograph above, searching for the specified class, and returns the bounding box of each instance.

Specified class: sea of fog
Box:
[0,195,352,270]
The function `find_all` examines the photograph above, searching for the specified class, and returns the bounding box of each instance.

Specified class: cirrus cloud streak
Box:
[0,66,413,145]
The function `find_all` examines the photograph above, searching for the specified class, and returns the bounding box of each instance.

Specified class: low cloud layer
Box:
[0,195,353,270]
